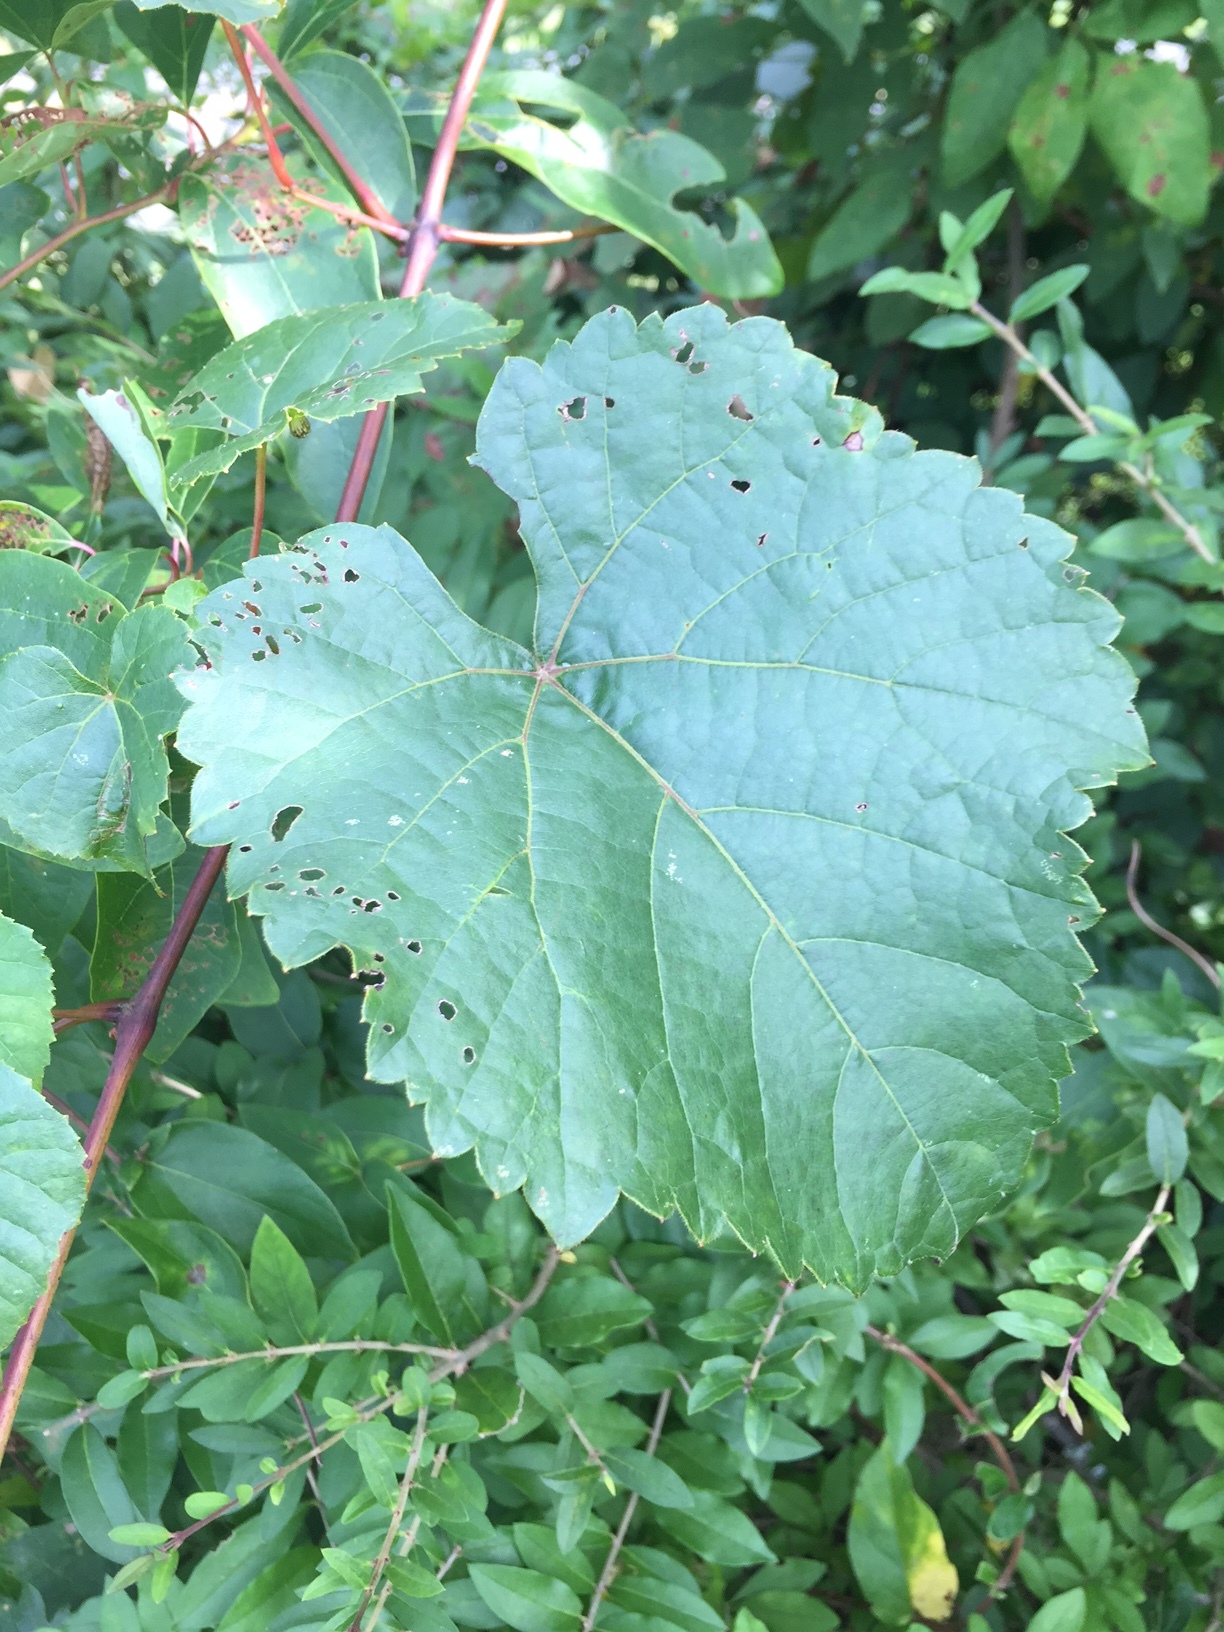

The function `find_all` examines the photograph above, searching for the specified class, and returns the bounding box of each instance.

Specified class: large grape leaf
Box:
[177,306,1146,1286]
[165,296,515,488]
[0,1063,86,1348]
[0,910,53,1087]
[0,553,193,876]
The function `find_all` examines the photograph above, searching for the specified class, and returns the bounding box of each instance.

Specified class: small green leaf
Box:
[602,1447,693,1508]
[468,1563,583,1632]
[250,1215,318,1345]
[184,1491,232,1520]
[113,4,214,105]
[0,911,53,1087]
[656,1489,777,1567]
[1146,1093,1188,1183]
[79,385,174,537]
[908,315,992,349]
[536,1276,652,1347]
[1099,1296,1182,1365]
[1087,519,1185,562]
[1164,1470,1224,1530]
[108,1523,172,1547]
[385,1558,444,1599]
[1027,1588,1087,1632]
[514,1351,574,1418]
[1010,266,1090,324]
[97,1371,148,1410]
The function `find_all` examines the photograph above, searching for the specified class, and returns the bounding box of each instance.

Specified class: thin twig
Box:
[1053,1183,1172,1404]
[743,1279,795,1394]
[140,1339,458,1379]
[866,1325,1023,1601]
[0,847,228,1465]
[294,1392,323,1502]
[1127,841,1220,990]
[970,300,1214,562]
[242,25,399,227]
[582,1389,672,1631]
[223,21,295,192]
[335,0,511,524]
[986,199,1025,463]
[0,184,174,295]
[348,1407,429,1632]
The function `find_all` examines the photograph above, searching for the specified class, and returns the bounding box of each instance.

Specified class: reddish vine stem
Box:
[0,184,174,295]
[0,847,229,1464]
[241,26,398,228]
[222,21,295,192]
[865,1325,1023,1602]
[1127,840,1220,990]
[336,0,510,524]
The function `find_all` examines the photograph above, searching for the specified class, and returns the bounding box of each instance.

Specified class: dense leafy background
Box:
[4,1,1224,1629]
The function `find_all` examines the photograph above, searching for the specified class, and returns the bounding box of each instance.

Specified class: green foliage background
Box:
[4,0,1224,1629]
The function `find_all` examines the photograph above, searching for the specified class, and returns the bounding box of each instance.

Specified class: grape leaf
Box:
[0,1061,86,1348]
[0,553,192,875]
[0,910,54,1086]
[177,305,1145,1286]
[165,296,514,488]
[404,70,782,300]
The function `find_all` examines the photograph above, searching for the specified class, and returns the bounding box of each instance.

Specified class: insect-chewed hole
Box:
[252,650,266,662]
[1017,537,1029,549]
[674,340,694,364]
[332,885,347,896]
[727,394,753,422]
[386,890,400,901]
[300,602,322,614]
[382,1022,395,1034]
[265,881,286,892]
[604,396,615,409]
[438,999,457,1021]
[855,802,868,812]
[243,600,261,616]
[238,844,253,853]
[731,479,751,493]
[299,867,325,881]
[265,635,280,656]
[271,805,302,842]
[559,395,587,421]
[756,533,768,547]
[843,430,864,451]
[343,568,360,584]
[406,939,422,954]
[372,951,385,962]
[462,1046,476,1065]
[96,602,113,623]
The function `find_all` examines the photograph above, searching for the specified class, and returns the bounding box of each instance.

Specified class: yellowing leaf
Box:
[904,1500,959,1620]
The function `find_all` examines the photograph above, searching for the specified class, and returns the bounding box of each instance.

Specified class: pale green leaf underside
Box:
[178,306,1145,1286]
[0,911,54,1086]
[166,296,513,488]
[0,1062,86,1348]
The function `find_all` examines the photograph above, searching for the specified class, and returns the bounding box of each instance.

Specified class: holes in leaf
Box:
[1017,537,1029,549]
[251,580,263,593]
[300,602,322,614]
[812,436,822,447]
[731,479,751,494]
[271,805,302,842]
[332,886,347,895]
[756,533,768,548]
[462,1046,476,1065]
[299,867,325,881]
[68,604,87,625]
[252,650,266,662]
[363,900,382,912]
[238,844,253,853]
[382,1023,394,1034]
[343,568,360,584]
[727,395,753,422]
[438,999,457,1021]
[855,802,868,812]
[843,430,864,451]
[386,890,400,901]
[265,881,286,892]
[406,939,422,954]
[675,340,694,363]
[559,396,587,422]
[96,602,113,623]
[265,635,280,656]
[605,396,615,409]
[243,601,261,616]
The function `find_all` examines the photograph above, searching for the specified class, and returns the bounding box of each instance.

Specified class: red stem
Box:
[0,847,229,1464]
[223,21,295,192]
[250,444,267,558]
[335,0,510,524]
[241,25,398,227]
